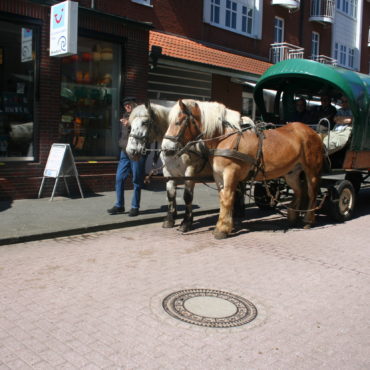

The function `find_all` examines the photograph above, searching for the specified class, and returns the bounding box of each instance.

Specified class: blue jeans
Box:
[115,151,146,209]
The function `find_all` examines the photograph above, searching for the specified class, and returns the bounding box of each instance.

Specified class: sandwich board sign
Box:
[38,143,84,200]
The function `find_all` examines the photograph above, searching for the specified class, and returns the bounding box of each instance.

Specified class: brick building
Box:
[0,0,368,199]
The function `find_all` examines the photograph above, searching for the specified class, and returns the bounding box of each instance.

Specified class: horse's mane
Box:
[129,103,171,142]
[169,99,242,139]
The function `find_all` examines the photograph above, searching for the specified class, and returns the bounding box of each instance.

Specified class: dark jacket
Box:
[118,112,130,151]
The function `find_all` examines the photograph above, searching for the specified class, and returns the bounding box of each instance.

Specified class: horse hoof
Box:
[213,230,228,239]
[303,224,312,229]
[162,220,175,228]
[179,223,191,233]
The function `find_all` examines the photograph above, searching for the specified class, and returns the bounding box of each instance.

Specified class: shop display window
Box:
[0,21,36,160]
[60,37,121,159]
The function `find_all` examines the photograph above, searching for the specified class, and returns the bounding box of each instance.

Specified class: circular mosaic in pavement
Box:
[162,289,257,328]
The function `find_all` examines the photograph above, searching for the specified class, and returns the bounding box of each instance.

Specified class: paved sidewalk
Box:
[0,182,221,246]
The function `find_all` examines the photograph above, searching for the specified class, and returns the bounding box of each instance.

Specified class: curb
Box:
[0,208,219,246]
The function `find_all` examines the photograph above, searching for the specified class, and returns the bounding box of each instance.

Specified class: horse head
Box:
[161,99,202,156]
[126,102,155,160]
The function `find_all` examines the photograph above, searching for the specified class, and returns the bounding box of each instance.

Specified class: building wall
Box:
[332,0,362,70]
[83,0,364,72]
[0,0,149,199]
[211,75,243,112]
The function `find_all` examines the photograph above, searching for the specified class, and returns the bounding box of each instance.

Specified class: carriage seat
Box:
[322,122,352,155]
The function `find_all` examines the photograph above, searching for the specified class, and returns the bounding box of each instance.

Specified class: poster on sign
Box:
[21,28,33,63]
[49,1,78,57]
[38,144,84,200]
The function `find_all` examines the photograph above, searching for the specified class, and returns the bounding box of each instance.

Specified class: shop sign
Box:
[49,1,78,57]
[21,28,33,62]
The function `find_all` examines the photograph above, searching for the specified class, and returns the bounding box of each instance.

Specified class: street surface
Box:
[1,190,370,369]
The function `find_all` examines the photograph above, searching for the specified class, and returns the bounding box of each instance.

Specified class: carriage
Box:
[128,59,369,238]
[253,59,370,222]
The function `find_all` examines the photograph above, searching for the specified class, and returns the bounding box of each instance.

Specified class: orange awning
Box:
[150,31,271,76]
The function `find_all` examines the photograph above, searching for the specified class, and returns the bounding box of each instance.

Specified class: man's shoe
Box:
[107,206,125,215]
[128,208,139,217]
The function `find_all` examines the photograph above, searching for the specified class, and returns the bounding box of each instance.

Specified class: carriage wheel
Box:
[328,180,356,222]
[254,182,279,210]
[345,172,362,194]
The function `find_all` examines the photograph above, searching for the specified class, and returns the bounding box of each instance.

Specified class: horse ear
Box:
[145,100,154,117]
[179,99,192,116]
[178,99,186,112]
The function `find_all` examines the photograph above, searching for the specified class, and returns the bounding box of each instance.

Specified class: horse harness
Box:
[168,108,267,181]
[207,123,266,181]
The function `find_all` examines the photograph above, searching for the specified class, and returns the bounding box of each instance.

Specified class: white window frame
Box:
[225,0,237,29]
[348,48,355,68]
[311,31,320,59]
[203,0,260,39]
[337,0,357,19]
[335,41,356,69]
[211,0,221,24]
[242,5,253,34]
[131,0,153,7]
[339,44,346,65]
[274,17,284,43]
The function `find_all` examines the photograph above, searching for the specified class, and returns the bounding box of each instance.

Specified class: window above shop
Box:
[203,0,262,39]
[336,0,357,19]
[334,41,356,70]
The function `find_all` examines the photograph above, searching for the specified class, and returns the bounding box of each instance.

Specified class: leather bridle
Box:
[128,114,154,154]
[163,107,203,146]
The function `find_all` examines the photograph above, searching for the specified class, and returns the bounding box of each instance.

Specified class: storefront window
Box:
[0,21,36,160]
[60,37,121,159]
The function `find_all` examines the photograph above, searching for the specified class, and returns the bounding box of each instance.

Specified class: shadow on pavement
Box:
[181,189,370,237]
[0,199,13,212]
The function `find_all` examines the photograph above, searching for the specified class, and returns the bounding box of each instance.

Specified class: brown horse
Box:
[162,99,324,239]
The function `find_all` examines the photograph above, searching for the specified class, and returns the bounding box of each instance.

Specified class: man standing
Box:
[311,94,337,130]
[107,97,146,217]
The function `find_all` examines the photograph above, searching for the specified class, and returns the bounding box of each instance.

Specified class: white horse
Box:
[126,101,213,232]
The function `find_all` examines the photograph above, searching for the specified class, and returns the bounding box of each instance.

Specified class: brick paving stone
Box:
[3,359,32,369]
[39,349,66,366]
[62,351,90,368]
[83,351,115,368]
[0,364,11,370]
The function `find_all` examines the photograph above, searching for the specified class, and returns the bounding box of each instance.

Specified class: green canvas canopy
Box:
[254,59,370,153]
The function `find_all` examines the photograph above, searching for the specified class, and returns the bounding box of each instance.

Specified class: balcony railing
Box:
[309,0,334,23]
[311,55,337,65]
[270,42,304,64]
